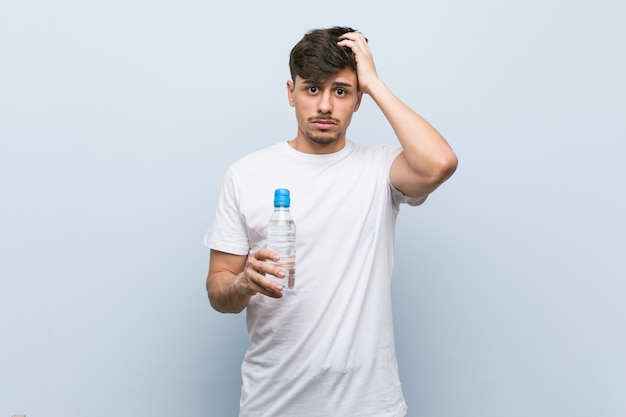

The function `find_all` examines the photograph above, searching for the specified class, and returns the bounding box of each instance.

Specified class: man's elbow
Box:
[437,152,458,182]
[421,152,457,188]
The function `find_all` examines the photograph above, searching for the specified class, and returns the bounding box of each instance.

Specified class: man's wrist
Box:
[361,78,386,97]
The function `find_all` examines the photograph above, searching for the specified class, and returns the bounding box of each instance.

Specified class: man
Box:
[204,27,457,417]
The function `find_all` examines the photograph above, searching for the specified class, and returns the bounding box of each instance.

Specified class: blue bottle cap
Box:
[274,188,290,207]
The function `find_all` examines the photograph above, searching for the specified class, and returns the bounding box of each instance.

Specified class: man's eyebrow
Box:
[301,79,354,88]
[332,81,354,88]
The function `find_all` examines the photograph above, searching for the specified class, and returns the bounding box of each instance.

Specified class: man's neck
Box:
[288,136,346,155]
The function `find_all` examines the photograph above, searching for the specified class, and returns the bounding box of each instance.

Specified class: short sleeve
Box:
[387,145,428,207]
[203,167,251,255]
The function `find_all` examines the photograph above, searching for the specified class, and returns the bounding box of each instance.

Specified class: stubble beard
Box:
[304,129,341,146]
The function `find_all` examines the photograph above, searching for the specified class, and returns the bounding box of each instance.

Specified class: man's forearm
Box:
[372,80,453,166]
[367,79,458,196]
[207,272,251,314]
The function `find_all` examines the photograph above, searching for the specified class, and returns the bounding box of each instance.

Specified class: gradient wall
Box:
[1,1,624,416]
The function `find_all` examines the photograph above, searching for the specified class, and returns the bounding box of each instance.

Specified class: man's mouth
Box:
[310,118,338,129]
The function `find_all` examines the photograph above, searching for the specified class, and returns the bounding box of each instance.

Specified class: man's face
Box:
[287,68,362,153]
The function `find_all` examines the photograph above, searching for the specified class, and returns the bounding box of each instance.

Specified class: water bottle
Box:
[265,188,296,289]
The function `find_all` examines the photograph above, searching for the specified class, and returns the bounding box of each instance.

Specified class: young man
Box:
[204,27,457,417]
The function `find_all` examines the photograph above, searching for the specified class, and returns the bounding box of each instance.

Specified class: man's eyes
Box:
[306,86,348,96]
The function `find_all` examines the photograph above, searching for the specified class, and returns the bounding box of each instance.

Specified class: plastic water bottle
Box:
[266,188,296,289]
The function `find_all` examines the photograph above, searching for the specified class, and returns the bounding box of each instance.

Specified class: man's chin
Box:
[307,134,339,145]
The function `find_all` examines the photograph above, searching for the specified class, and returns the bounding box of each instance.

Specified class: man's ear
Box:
[353,90,363,112]
[286,80,295,107]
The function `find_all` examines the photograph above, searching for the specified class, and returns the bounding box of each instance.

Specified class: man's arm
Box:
[371,80,458,199]
[207,249,285,313]
[338,33,458,199]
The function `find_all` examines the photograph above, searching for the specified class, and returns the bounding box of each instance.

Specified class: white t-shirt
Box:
[204,140,426,417]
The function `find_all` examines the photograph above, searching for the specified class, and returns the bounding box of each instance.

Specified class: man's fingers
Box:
[337,32,368,47]
[253,248,280,262]
[241,252,285,297]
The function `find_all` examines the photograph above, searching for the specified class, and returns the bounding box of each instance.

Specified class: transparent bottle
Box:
[265,188,296,289]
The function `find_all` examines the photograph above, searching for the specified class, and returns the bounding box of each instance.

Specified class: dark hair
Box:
[289,27,362,83]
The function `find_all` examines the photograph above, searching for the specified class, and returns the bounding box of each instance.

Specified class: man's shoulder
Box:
[231,141,287,167]
[347,140,402,159]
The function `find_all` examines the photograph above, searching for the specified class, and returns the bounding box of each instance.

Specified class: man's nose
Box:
[317,91,332,113]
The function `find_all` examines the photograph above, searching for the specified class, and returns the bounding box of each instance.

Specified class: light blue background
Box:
[1,0,625,416]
